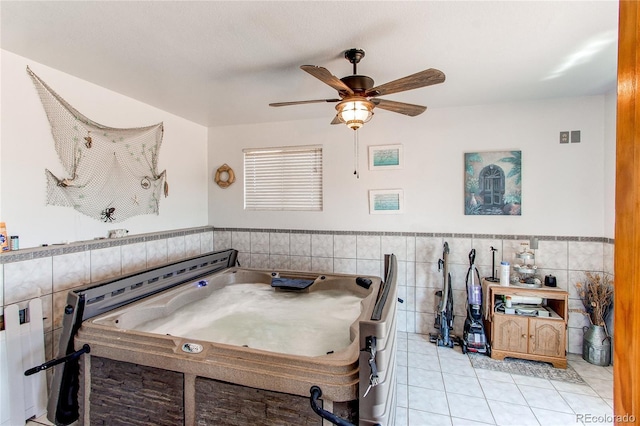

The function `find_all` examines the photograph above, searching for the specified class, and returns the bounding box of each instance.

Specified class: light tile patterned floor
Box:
[396,331,614,426]
[27,331,614,426]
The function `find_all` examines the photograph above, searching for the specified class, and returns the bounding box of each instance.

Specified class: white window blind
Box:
[244,145,323,211]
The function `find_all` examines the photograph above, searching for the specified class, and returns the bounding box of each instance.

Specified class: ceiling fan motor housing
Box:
[340,75,375,94]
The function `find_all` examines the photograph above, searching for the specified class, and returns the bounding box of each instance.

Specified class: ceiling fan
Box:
[269,48,445,130]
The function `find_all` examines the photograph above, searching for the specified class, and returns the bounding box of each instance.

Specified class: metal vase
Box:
[582,325,611,366]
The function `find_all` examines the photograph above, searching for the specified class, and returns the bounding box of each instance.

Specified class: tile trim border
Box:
[215,227,612,243]
[0,226,214,264]
[0,225,612,264]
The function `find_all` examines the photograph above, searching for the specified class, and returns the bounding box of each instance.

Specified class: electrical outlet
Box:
[571,130,581,143]
[560,131,569,144]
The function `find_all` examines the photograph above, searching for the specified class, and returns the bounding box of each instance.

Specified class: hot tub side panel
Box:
[80,356,185,425]
[194,376,357,425]
[78,354,359,426]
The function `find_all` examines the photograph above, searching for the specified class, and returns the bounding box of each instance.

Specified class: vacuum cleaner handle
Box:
[469,249,476,266]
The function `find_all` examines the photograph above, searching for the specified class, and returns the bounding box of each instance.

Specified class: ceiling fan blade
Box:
[330,115,342,125]
[301,65,355,95]
[269,99,340,107]
[366,68,445,97]
[371,99,427,116]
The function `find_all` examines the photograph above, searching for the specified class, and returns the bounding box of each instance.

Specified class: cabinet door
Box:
[529,318,565,358]
[492,314,528,353]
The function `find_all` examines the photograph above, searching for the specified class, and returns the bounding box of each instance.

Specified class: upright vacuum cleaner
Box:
[461,249,490,355]
[430,242,457,348]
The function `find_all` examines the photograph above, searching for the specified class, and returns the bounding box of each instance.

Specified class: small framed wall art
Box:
[369,144,403,170]
[369,189,404,214]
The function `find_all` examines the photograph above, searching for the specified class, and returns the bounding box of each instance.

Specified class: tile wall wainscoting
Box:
[0,226,614,379]
[214,228,614,355]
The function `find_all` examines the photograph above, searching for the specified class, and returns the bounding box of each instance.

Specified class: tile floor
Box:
[395,331,614,426]
[26,331,614,426]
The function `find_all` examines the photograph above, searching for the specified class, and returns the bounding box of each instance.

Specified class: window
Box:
[244,145,323,211]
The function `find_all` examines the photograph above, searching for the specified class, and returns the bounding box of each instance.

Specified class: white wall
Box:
[604,92,617,239]
[0,50,209,248]
[208,96,610,237]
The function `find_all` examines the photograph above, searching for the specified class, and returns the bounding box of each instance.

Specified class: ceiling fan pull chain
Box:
[354,130,360,178]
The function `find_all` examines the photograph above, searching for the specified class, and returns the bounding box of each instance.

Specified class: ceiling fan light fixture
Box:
[336,97,374,130]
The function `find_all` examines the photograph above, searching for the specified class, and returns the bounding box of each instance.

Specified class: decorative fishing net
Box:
[28,67,168,223]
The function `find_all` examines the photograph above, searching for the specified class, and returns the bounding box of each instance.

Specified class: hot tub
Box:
[45,249,398,425]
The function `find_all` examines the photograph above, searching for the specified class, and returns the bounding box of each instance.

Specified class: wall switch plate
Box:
[571,130,581,143]
[560,131,569,143]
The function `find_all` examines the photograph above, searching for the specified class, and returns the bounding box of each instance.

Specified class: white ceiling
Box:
[1,1,619,128]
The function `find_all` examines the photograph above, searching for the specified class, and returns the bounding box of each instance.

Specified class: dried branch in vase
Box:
[574,271,614,330]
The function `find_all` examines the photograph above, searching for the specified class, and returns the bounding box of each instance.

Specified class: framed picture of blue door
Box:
[464,151,521,215]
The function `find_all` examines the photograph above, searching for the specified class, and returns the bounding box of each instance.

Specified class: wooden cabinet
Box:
[485,283,568,368]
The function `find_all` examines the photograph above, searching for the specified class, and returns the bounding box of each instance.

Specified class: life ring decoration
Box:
[214,164,235,189]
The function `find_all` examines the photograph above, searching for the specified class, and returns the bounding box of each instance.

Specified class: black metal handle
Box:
[24,344,90,376]
[309,386,354,426]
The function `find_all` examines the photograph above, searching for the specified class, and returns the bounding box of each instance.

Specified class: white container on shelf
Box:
[500,261,510,286]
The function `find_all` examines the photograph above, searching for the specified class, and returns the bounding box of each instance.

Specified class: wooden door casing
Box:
[615,0,640,418]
